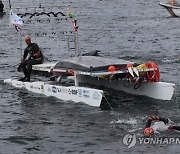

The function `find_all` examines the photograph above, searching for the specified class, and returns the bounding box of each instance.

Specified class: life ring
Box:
[145,62,160,82]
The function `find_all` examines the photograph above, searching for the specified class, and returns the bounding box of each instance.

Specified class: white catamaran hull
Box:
[76,75,175,100]
[15,55,176,101]
[4,79,103,107]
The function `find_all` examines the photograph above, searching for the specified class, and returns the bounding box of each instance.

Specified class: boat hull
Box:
[159,2,180,17]
[76,75,175,100]
[4,79,103,107]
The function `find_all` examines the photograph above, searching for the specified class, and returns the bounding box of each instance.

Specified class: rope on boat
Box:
[102,93,122,121]
[102,93,114,111]
[175,96,180,116]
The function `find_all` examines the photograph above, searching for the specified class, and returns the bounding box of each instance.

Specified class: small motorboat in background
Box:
[159,0,180,17]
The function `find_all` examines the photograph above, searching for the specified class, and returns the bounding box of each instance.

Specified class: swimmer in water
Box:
[143,116,180,136]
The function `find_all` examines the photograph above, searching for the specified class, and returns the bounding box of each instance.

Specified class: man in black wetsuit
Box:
[143,116,180,136]
[19,35,44,82]
[0,1,4,13]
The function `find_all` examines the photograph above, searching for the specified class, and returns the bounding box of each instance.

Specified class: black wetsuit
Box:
[19,43,44,81]
[0,2,4,13]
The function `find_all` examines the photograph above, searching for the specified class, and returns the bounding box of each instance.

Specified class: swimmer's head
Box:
[144,127,154,136]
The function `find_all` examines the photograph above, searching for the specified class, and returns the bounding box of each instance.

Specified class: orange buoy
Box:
[68,70,74,76]
[108,65,116,72]
[126,63,133,68]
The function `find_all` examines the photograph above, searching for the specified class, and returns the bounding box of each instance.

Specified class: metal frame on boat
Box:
[32,55,175,101]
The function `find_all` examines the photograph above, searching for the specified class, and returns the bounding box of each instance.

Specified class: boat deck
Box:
[32,56,135,74]
[54,56,134,71]
[32,61,58,72]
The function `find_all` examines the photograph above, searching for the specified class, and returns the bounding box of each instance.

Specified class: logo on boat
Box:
[82,90,89,98]
[51,86,61,93]
[93,92,101,100]
[68,89,78,95]
[30,85,41,90]
[78,89,82,97]
[16,83,25,88]
[52,86,58,93]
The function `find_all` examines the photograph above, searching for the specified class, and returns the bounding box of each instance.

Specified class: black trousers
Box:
[20,58,43,80]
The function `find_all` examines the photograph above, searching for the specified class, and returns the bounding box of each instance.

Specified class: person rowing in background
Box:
[143,116,180,136]
[18,35,44,82]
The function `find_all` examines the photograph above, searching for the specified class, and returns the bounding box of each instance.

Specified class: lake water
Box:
[0,0,179,153]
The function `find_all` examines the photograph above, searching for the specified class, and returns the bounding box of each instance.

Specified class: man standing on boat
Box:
[0,1,4,13]
[18,35,44,82]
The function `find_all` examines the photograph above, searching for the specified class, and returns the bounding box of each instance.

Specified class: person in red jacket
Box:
[143,116,180,136]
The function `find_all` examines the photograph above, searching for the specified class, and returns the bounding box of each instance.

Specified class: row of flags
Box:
[10,8,78,32]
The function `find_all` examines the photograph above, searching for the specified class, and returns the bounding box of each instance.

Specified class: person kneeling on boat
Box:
[18,35,44,82]
[143,116,180,136]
